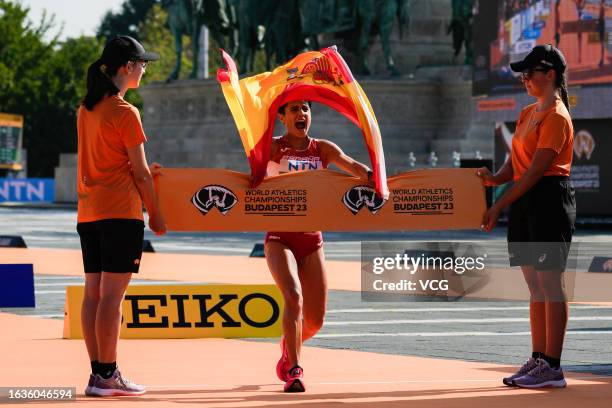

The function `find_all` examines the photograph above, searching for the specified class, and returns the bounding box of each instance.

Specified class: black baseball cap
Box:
[100,35,159,65]
[510,44,566,73]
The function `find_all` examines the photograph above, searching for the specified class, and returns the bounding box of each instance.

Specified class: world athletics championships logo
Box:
[191,185,238,216]
[342,186,385,215]
[574,130,595,160]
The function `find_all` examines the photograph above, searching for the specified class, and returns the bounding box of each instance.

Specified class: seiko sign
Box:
[124,293,279,329]
[64,284,283,339]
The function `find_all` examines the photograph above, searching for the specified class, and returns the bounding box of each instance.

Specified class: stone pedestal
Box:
[54,153,77,203]
[319,0,458,76]
[139,81,249,172]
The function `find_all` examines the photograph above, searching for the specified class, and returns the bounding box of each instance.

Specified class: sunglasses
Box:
[520,67,550,82]
[130,60,147,69]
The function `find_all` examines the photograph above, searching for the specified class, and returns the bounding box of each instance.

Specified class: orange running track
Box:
[1,248,611,407]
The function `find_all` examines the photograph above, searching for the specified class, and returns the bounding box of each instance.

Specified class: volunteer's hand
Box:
[148,213,167,236]
[149,162,163,177]
[477,167,498,187]
[481,205,501,232]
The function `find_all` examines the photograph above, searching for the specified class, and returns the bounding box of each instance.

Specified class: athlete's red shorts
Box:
[264,231,323,262]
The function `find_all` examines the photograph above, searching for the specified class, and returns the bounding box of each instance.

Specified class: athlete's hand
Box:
[148,213,167,236]
[149,162,163,177]
[248,173,258,188]
[477,167,498,187]
[363,170,375,188]
[604,259,612,272]
[481,205,501,232]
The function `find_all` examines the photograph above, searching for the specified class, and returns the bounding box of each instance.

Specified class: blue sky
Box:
[20,0,125,40]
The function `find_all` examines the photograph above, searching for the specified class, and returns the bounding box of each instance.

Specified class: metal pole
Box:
[198,25,209,79]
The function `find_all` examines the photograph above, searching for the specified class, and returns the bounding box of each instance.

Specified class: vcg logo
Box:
[124,293,280,329]
[191,185,238,215]
[342,186,385,215]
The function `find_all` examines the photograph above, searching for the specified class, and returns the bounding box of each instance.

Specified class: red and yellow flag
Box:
[217,47,388,199]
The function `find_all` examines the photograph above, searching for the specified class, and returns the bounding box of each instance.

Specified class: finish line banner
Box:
[157,168,486,232]
[63,284,283,339]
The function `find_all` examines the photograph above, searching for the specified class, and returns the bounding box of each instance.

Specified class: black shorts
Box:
[77,219,144,273]
[507,176,576,271]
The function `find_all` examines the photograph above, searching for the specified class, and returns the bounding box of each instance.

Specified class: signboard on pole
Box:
[0,113,24,171]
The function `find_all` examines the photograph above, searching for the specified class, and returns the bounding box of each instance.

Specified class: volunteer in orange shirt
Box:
[76,35,166,397]
[479,44,575,389]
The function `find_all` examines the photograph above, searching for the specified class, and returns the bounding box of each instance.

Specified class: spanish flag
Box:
[217,47,389,199]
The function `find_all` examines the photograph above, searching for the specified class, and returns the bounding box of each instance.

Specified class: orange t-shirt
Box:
[511,99,573,181]
[76,95,147,223]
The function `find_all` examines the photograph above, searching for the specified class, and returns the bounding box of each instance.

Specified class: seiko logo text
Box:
[124,293,280,329]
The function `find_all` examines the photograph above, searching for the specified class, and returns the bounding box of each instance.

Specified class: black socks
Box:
[94,361,117,379]
[542,355,561,369]
[532,352,561,369]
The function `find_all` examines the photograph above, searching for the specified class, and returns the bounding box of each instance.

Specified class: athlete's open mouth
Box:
[295,121,306,130]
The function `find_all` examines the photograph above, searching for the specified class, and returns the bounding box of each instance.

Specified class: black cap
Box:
[100,35,159,65]
[510,44,566,73]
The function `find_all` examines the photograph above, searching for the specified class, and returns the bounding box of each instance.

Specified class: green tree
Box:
[0,0,102,177]
[122,3,194,109]
[33,37,102,177]
[139,3,194,83]
[97,0,158,41]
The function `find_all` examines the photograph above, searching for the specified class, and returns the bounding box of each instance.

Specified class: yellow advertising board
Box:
[63,284,283,339]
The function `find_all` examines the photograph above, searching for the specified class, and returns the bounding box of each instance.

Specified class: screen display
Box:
[474,0,612,96]
[0,113,23,169]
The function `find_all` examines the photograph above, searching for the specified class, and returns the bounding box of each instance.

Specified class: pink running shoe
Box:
[284,365,305,393]
[276,335,289,382]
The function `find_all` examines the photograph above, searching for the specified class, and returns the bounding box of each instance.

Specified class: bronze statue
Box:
[263,1,308,71]
[354,0,410,76]
[299,0,410,76]
[448,0,474,65]
[235,0,277,74]
[162,0,232,81]
[164,0,411,78]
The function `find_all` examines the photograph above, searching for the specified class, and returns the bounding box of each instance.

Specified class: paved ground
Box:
[3,274,611,375]
[4,312,612,408]
[1,207,611,377]
[2,207,612,260]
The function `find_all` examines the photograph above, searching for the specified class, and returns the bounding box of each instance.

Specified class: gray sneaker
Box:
[85,374,97,396]
[89,369,146,397]
[502,357,538,386]
[514,359,567,389]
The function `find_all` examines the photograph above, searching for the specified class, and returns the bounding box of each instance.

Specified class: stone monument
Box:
[141,0,491,176]
[54,0,491,203]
